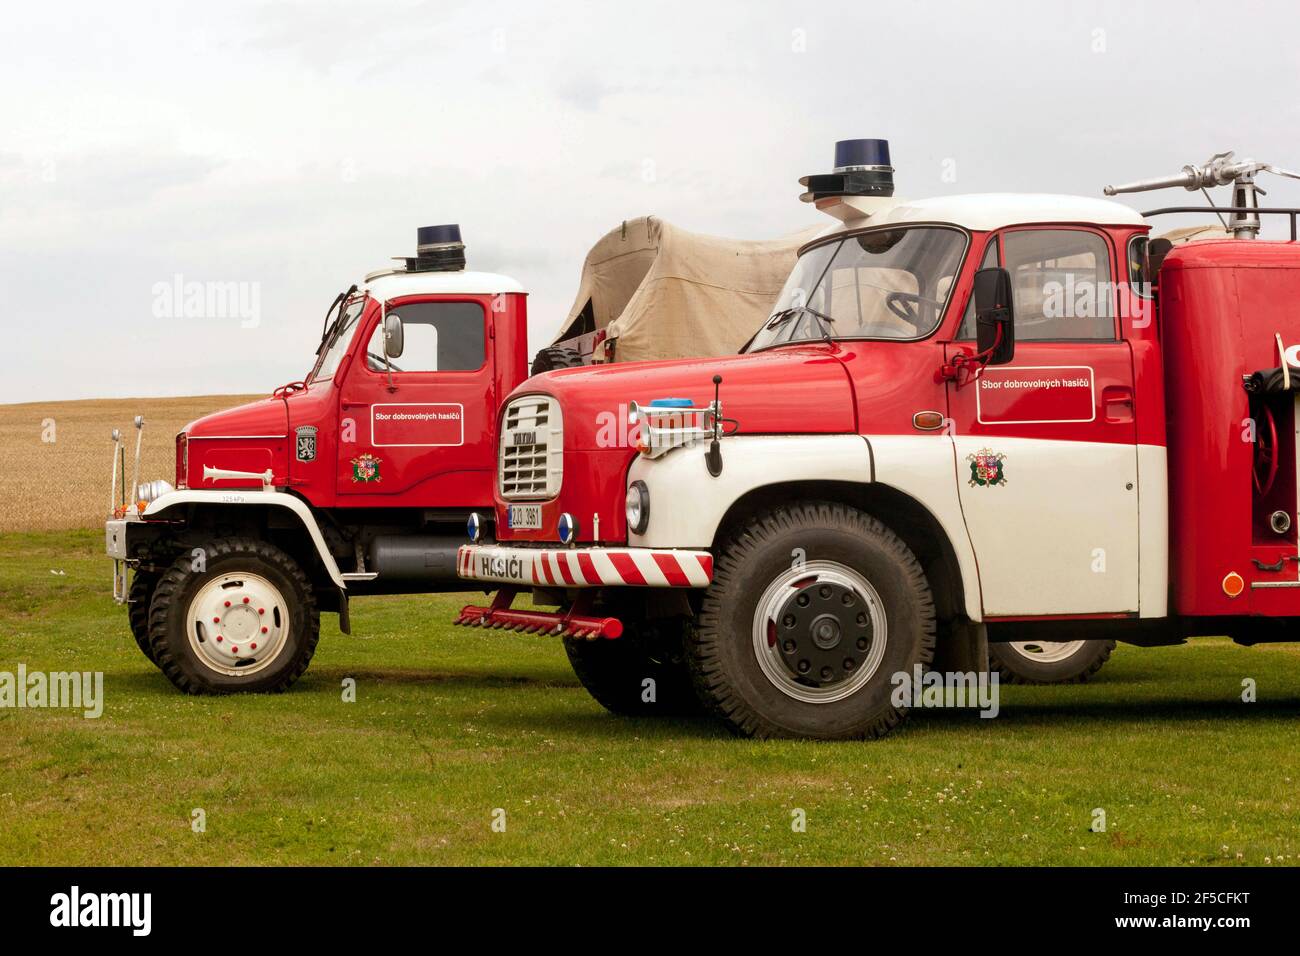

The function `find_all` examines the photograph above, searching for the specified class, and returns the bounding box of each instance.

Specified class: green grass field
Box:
[2,530,1298,866]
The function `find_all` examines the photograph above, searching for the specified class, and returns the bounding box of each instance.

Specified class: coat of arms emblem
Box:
[295,426,317,463]
[351,453,382,483]
[967,448,1007,487]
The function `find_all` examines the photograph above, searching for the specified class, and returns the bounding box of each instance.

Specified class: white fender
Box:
[627,433,983,621]
[864,435,983,621]
[141,489,347,588]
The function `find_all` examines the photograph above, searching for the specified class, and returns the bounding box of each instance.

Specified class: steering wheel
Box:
[885,292,922,322]
[368,352,404,372]
[1253,399,1279,496]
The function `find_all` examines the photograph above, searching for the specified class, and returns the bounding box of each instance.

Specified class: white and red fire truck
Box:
[455,140,1300,739]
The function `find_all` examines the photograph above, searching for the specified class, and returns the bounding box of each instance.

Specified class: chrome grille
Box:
[499,395,563,499]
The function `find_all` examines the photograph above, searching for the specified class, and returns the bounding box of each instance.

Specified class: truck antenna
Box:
[705,375,724,478]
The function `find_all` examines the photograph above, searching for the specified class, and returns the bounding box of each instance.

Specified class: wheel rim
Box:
[185,572,290,677]
[751,560,887,704]
[1003,640,1087,664]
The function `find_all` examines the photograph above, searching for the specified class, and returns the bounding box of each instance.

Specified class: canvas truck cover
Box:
[553,216,822,363]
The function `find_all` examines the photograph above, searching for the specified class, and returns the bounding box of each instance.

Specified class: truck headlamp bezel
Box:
[625,481,650,535]
[137,478,175,505]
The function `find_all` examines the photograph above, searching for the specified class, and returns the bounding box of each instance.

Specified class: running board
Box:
[454,588,623,640]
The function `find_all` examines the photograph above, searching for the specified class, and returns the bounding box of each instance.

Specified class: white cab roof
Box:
[812,193,1147,241]
[362,269,525,300]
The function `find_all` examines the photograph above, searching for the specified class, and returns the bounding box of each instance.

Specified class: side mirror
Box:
[973,267,1015,366]
[383,313,404,359]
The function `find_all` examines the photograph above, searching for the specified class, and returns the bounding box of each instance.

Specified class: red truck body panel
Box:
[1162,241,1300,616]
[491,345,858,544]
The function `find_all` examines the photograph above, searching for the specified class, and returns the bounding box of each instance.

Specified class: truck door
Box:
[946,227,1140,616]
[336,296,495,506]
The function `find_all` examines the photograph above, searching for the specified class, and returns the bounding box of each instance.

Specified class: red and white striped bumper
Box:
[457,543,713,588]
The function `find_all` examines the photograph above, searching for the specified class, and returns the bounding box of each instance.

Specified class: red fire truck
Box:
[105,225,530,693]
[455,141,1300,739]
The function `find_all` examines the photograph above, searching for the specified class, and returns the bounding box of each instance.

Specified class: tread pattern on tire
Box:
[530,346,585,376]
[687,501,936,740]
[989,639,1116,685]
[147,537,320,695]
[128,570,159,665]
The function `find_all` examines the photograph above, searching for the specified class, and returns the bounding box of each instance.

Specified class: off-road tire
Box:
[530,346,585,376]
[988,639,1115,684]
[564,619,701,716]
[128,569,160,665]
[688,502,936,740]
[148,537,320,694]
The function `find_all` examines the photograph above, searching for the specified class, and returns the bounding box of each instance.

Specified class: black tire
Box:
[530,346,585,376]
[989,639,1115,684]
[688,502,936,740]
[128,570,159,666]
[148,537,320,694]
[564,615,702,716]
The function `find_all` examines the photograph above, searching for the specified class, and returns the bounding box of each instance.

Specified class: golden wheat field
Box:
[0,395,259,533]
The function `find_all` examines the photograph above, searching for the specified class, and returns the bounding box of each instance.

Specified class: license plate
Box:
[508,504,542,530]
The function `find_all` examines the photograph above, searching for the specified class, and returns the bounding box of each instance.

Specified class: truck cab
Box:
[455,141,1300,739]
[106,225,528,693]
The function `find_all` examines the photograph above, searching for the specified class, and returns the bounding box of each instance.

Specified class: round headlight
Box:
[625,481,650,535]
[467,512,483,543]
[557,512,578,545]
[137,479,175,504]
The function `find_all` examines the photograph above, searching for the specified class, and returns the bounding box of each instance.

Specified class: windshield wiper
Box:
[315,284,359,357]
[741,304,839,353]
[768,305,836,342]
[798,305,837,342]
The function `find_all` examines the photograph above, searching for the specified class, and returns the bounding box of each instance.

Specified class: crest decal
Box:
[351,453,382,483]
[295,425,318,463]
[967,448,1007,487]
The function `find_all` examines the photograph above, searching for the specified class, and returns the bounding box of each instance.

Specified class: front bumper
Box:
[457,543,713,588]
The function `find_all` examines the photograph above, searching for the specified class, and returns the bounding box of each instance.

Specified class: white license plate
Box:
[508,504,542,530]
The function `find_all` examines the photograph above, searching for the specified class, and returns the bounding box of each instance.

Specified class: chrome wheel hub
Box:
[752,560,887,704]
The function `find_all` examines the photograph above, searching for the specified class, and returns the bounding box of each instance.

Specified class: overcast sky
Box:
[3,0,1300,404]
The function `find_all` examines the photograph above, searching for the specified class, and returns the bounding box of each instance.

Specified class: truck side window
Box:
[1003,229,1115,341]
[1128,235,1153,299]
[366,301,486,373]
[955,238,999,339]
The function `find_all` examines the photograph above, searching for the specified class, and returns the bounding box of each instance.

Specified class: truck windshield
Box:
[744,226,967,351]
[310,297,367,382]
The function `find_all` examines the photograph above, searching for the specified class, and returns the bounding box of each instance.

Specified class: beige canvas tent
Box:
[548,216,822,364]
